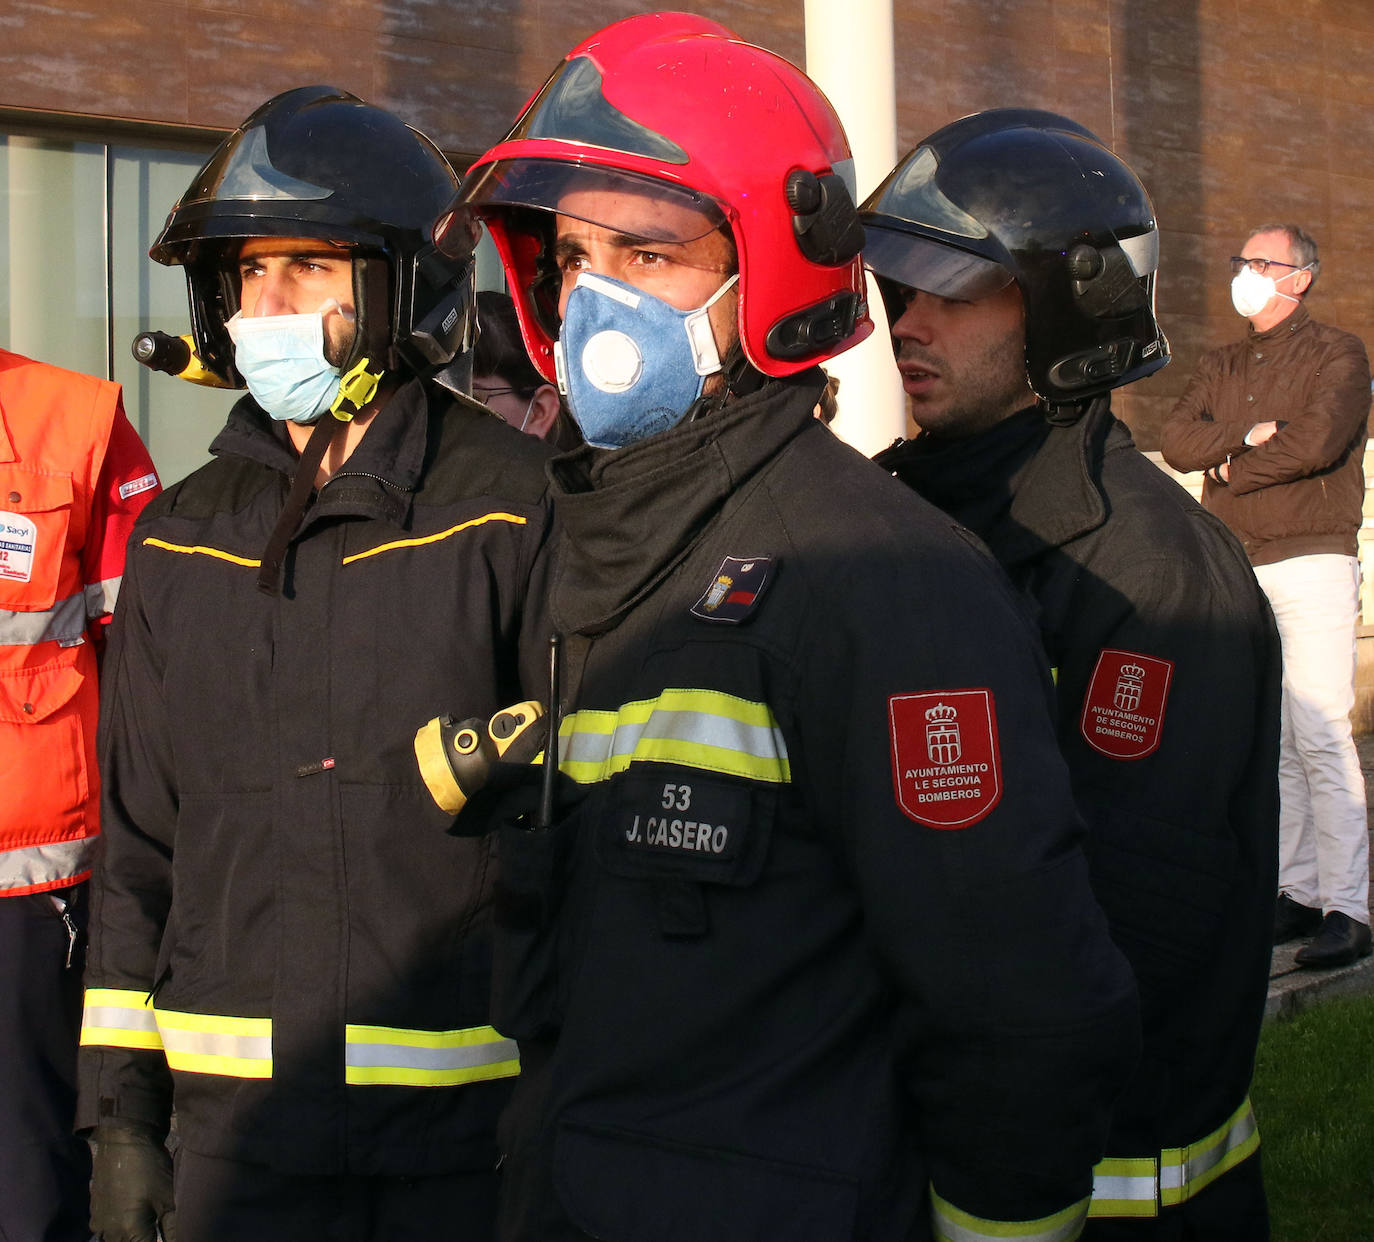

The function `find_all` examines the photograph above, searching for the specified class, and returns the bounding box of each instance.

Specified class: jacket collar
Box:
[548,370,826,634]
[209,379,432,528]
[1248,300,1310,344]
[878,398,1119,566]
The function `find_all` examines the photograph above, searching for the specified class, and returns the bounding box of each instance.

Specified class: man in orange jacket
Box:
[0,347,159,1242]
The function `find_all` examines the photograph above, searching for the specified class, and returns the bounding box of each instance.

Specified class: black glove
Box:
[90,1121,177,1242]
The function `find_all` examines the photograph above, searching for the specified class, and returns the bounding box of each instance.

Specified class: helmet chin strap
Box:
[1041,396,1095,426]
[682,342,766,424]
[331,357,387,420]
[256,357,390,595]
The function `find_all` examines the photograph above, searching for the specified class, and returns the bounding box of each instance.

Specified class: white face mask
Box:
[1230,263,1308,319]
[226,299,355,423]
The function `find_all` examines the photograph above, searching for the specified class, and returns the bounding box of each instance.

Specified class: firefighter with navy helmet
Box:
[449,19,1141,1241]
[78,87,554,1241]
[864,110,1281,1239]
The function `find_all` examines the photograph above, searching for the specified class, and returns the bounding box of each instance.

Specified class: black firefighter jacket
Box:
[879,402,1280,1225]
[492,372,1141,1242]
[78,381,554,1176]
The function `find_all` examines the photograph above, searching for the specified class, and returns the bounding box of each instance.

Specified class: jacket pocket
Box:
[555,1120,858,1242]
[0,646,85,724]
[594,770,778,942]
[491,819,568,1040]
[0,650,93,833]
[0,466,74,612]
[594,769,776,888]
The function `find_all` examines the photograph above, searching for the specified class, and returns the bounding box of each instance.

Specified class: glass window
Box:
[1,130,500,489]
[0,133,238,486]
[109,145,232,485]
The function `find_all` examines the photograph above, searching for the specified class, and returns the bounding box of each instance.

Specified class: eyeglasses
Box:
[1230,256,1303,277]
[472,385,522,406]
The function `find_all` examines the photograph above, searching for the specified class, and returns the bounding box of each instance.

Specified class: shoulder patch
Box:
[889,689,1002,828]
[690,554,774,623]
[118,472,160,501]
[1079,648,1173,760]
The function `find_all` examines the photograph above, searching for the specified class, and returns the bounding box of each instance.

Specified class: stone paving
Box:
[1264,733,1374,1020]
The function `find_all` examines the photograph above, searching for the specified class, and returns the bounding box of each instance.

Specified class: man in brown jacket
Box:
[1161,224,1372,968]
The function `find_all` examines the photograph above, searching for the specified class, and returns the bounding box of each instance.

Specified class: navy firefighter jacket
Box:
[880,402,1280,1214]
[79,380,554,1177]
[491,371,1141,1242]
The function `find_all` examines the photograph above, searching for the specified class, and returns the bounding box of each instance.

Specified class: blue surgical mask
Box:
[226,301,351,423]
[554,271,738,449]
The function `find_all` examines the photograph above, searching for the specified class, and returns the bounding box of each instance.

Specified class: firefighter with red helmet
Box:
[452,17,1140,1241]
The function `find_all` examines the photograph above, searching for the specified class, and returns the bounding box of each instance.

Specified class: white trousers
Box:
[1254,554,1370,922]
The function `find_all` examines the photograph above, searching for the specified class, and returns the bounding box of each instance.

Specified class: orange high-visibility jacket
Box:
[0,349,159,894]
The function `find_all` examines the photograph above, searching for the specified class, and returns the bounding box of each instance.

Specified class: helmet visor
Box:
[462,159,726,244]
[863,227,1014,301]
[509,53,690,166]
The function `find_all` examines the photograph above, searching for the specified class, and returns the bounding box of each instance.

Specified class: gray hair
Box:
[1248,223,1320,287]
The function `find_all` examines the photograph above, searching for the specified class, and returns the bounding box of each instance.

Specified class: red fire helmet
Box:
[443,11,872,383]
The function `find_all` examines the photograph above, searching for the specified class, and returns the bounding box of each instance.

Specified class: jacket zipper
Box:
[50,893,79,969]
[325,470,407,492]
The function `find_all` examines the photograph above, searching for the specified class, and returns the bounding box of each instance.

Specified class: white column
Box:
[804,0,906,455]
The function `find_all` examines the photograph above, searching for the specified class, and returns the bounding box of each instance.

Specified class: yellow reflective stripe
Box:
[342,512,528,565]
[1088,1157,1158,1218]
[80,987,163,1051]
[558,688,790,785]
[154,1009,272,1079]
[143,536,260,568]
[344,1023,520,1086]
[1160,1096,1260,1207]
[930,1187,1089,1242]
[1089,1096,1260,1217]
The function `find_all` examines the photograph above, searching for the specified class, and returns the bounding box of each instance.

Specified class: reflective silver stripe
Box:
[0,837,92,892]
[930,1189,1089,1241]
[347,1039,518,1072]
[155,1011,272,1078]
[1091,1173,1156,1204]
[560,689,790,785]
[85,573,121,619]
[1161,1097,1260,1206]
[82,1004,160,1037]
[562,708,784,767]
[1088,1158,1158,1218]
[160,1027,273,1062]
[80,988,163,1051]
[344,1024,520,1086]
[1091,1097,1260,1217]
[0,591,86,646]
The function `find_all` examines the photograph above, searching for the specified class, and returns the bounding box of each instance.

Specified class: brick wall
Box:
[3,0,1372,451]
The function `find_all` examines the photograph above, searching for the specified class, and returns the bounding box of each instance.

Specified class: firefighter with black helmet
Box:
[452,19,1139,1241]
[78,86,554,1241]
[865,110,1280,1238]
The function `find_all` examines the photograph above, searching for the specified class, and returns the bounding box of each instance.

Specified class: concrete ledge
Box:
[1265,942,1374,1022]
[1262,733,1374,1021]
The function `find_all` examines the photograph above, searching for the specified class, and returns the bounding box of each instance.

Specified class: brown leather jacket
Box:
[1160,303,1371,566]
